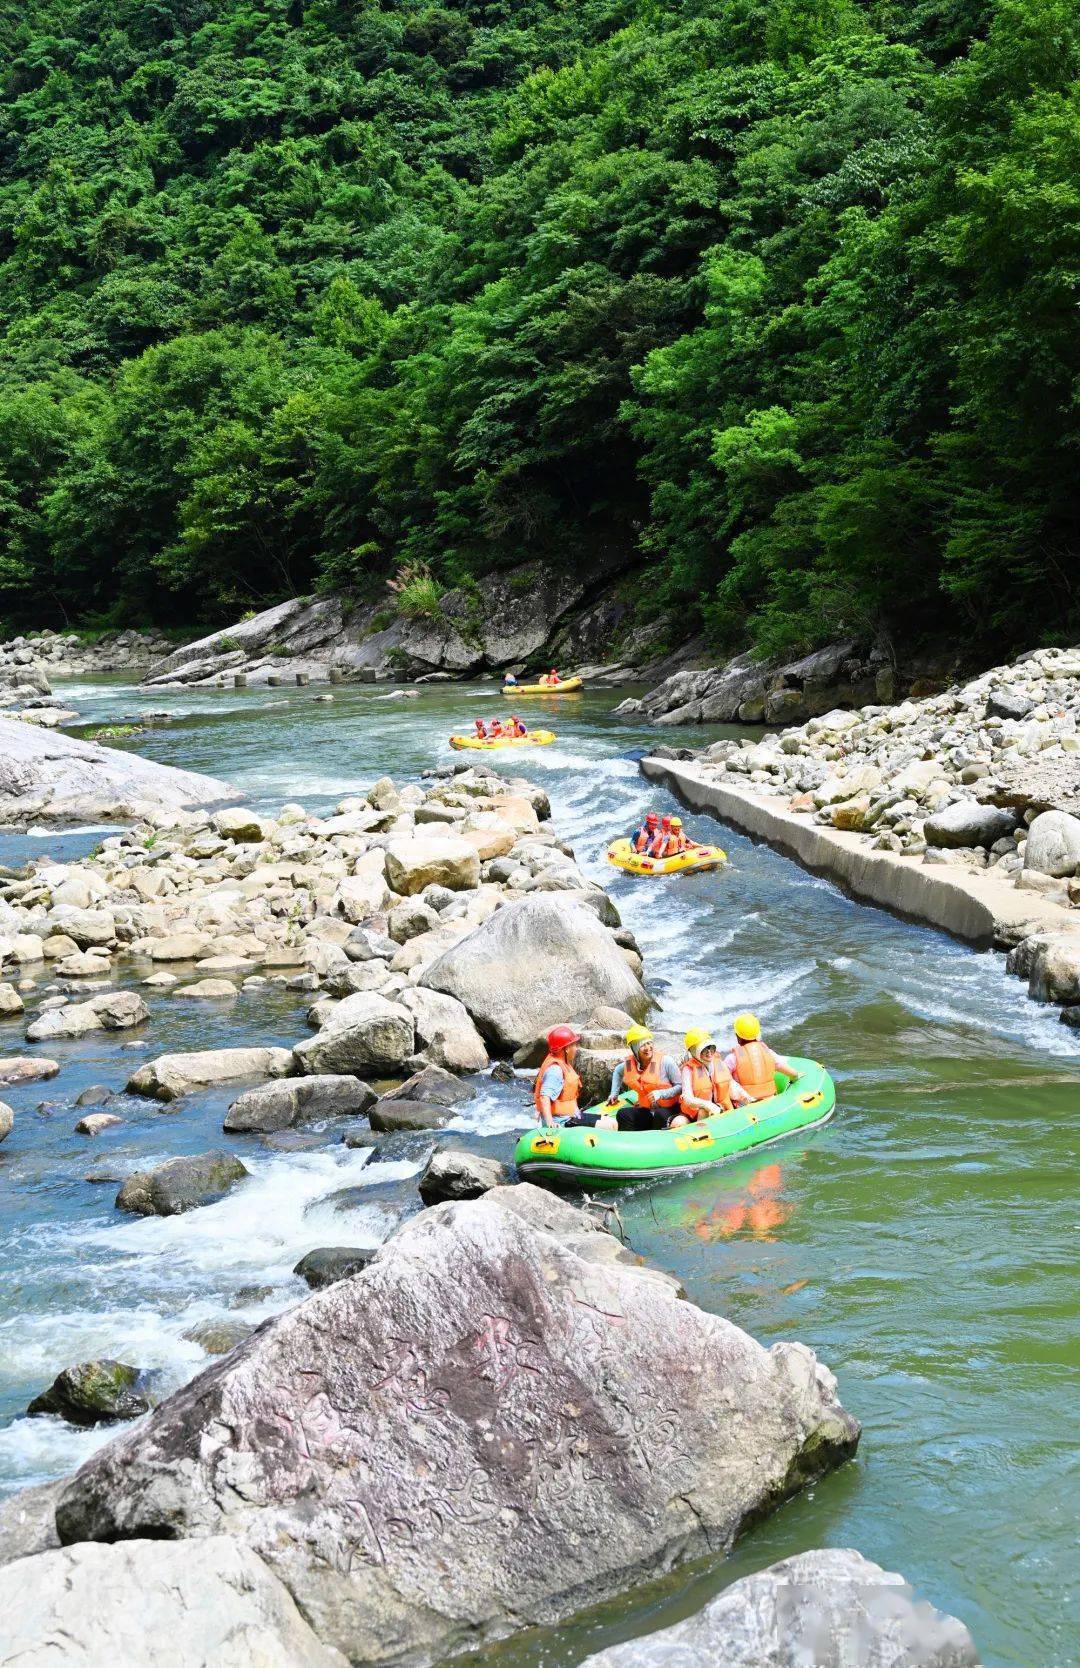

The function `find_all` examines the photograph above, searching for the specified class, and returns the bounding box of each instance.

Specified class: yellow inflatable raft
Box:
[502,677,582,696]
[606,836,727,876]
[449,729,556,751]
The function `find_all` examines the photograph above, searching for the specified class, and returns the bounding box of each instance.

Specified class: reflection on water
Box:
[0,674,1076,1667]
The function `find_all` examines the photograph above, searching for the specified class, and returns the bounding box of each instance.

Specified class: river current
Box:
[0,677,1076,1667]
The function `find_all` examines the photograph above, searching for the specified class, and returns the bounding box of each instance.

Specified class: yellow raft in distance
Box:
[606,835,727,876]
[449,729,556,751]
[502,677,582,696]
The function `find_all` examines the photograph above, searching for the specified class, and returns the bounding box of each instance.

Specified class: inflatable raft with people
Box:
[450,728,556,751]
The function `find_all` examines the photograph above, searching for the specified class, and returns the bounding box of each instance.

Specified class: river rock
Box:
[398,986,489,1072]
[294,992,415,1076]
[422,895,649,1050]
[56,906,115,947]
[1025,933,1080,1004]
[173,977,238,998]
[388,897,441,943]
[26,989,148,1041]
[53,1190,858,1665]
[0,1479,63,1567]
[0,981,25,1014]
[0,1538,348,1668]
[418,1148,511,1203]
[0,714,231,823]
[391,1062,473,1105]
[127,1046,296,1101]
[27,1359,149,1425]
[148,931,211,960]
[115,1171,154,1213]
[1022,809,1080,877]
[224,1075,377,1133]
[293,1246,377,1289]
[923,801,1018,849]
[335,871,393,924]
[212,806,273,843]
[119,1150,251,1216]
[182,1317,256,1355]
[0,1056,59,1086]
[986,688,1032,721]
[75,1111,122,1135]
[0,1101,12,1143]
[54,947,111,977]
[384,834,481,896]
[367,1099,451,1132]
[578,1548,979,1668]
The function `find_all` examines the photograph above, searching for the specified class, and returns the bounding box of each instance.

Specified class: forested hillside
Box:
[0,0,1077,659]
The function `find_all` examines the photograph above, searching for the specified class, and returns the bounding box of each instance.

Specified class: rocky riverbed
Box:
[651,646,1080,1026]
[0,628,174,681]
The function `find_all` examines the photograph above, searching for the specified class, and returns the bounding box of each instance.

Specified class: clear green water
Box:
[0,676,1076,1667]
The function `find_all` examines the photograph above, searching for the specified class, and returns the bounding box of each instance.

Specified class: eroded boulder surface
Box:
[418,1148,511,1204]
[127,1046,296,1101]
[224,1075,376,1134]
[0,1538,348,1668]
[421,895,649,1050]
[294,992,414,1076]
[578,1548,980,1668]
[54,1188,858,1666]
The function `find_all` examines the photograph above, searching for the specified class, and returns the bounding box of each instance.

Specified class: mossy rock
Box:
[27,1360,149,1426]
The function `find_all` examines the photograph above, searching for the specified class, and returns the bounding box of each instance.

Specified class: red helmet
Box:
[547,1025,580,1052]
[646,812,659,825]
[661,815,672,827]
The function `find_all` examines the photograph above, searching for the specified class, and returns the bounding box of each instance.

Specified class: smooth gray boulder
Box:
[0,714,231,823]
[399,985,489,1072]
[294,991,415,1076]
[115,1151,249,1216]
[293,1246,377,1289]
[391,1062,473,1105]
[421,895,649,1050]
[1025,933,1080,1004]
[1022,809,1080,877]
[367,1099,450,1132]
[923,801,1018,849]
[26,990,147,1042]
[27,1359,149,1425]
[0,1538,348,1667]
[0,1100,12,1143]
[53,1190,858,1666]
[127,1046,296,1101]
[224,1075,376,1133]
[418,1148,511,1204]
[0,1480,62,1567]
[578,1548,980,1668]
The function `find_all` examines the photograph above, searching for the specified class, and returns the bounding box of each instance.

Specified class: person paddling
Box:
[672,1029,751,1127]
[725,1013,801,1101]
[603,1025,681,1129]
[533,1025,582,1126]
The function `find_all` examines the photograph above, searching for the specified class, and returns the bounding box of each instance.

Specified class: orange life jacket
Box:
[681,1055,734,1120]
[533,1052,581,1118]
[623,1052,675,1111]
[732,1039,777,1100]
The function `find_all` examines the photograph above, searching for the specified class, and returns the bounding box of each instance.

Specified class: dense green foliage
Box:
[0,0,1077,656]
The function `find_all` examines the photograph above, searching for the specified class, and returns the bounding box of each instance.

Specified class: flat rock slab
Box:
[0,1538,347,1668]
[127,1046,296,1101]
[0,1056,59,1086]
[579,1547,980,1668]
[368,1099,451,1132]
[54,1189,858,1666]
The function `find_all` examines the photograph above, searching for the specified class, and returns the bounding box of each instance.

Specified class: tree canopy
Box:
[0,0,1077,658]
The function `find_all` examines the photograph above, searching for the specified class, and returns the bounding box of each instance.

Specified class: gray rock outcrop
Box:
[127,1046,296,1101]
[578,1548,980,1668]
[0,1480,63,1567]
[421,895,649,1050]
[294,991,415,1076]
[0,715,231,824]
[0,1538,348,1667]
[418,1148,511,1203]
[53,1188,858,1667]
[224,1075,376,1133]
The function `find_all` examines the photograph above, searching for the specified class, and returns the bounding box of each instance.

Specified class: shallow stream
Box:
[0,677,1076,1667]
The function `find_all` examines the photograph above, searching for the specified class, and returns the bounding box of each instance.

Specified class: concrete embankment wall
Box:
[641,757,1072,950]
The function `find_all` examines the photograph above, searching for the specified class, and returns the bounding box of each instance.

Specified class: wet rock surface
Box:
[293,1246,377,1289]
[27,1359,150,1425]
[115,1151,250,1216]
[53,1188,858,1667]
[578,1548,980,1668]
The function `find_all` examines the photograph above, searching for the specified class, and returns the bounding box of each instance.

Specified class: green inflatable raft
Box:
[514,1057,834,1188]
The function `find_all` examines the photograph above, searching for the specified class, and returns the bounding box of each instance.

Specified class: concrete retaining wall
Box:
[641,757,1075,950]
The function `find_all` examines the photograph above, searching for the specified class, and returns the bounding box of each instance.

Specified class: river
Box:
[1,676,1076,1667]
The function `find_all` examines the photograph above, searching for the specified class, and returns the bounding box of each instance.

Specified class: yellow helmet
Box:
[669,816,683,827]
[733,1011,761,1041]
[625,1025,653,1048]
[684,1028,715,1055]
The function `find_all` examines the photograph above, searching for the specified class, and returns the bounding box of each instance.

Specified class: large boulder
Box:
[294,992,414,1076]
[27,1359,149,1425]
[0,1538,347,1668]
[53,1190,858,1666]
[923,801,1018,849]
[0,1479,62,1568]
[421,895,649,1051]
[225,1075,377,1133]
[1025,933,1080,1004]
[1022,809,1080,877]
[127,1046,296,1101]
[418,1148,511,1204]
[399,986,489,1073]
[0,714,231,823]
[578,1548,979,1668]
[384,835,481,896]
[26,990,147,1042]
[116,1151,250,1216]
